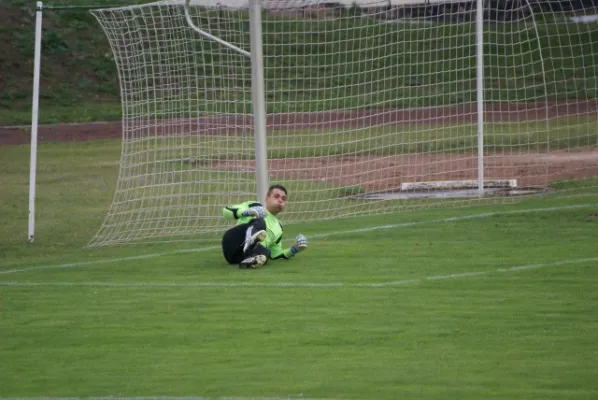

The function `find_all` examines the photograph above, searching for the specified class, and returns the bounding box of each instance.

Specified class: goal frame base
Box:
[400,179,518,191]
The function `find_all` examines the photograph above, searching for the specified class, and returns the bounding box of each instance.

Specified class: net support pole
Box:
[29,1,43,243]
[183,0,250,57]
[248,0,269,201]
[475,0,485,196]
[184,0,268,201]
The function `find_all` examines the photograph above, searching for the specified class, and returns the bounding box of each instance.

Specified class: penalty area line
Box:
[1,257,597,288]
[0,397,347,400]
[0,247,219,276]
[1,203,596,276]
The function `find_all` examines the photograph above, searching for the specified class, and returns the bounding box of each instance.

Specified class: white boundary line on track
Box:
[0,203,596,277]
[1,257,597,289]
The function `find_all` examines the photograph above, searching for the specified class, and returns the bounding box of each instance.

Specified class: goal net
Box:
[88,0,598,246]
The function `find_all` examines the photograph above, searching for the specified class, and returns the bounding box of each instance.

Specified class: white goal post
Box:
[28,0,598,246]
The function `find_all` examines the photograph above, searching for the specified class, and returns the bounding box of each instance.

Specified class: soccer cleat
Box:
[239,254,267,269]
[242,227,266,253]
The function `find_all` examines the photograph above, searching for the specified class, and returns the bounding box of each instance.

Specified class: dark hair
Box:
[267,184,288,197]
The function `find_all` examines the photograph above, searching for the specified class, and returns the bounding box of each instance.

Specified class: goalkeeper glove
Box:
[290,234,308,254]
[242,206,267,219]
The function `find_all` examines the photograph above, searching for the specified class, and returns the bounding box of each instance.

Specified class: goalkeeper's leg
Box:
[238,245,270,269]
[221,218,268,264]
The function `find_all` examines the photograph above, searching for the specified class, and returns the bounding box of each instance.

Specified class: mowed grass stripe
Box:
[1,202,596,276]
[0,256,597,288]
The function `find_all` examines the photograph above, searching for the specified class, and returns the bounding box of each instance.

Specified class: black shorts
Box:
[221,218,270,264]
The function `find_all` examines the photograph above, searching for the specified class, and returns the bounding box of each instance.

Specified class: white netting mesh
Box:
[89,0,598,246]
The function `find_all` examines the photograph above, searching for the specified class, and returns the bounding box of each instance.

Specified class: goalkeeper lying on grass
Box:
[221,184,308,269]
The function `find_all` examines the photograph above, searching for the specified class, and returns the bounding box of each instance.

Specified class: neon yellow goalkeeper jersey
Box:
[222,200,294,259]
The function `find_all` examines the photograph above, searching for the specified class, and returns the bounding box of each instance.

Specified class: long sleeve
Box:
[222,201,261,221]
[271,244,296,260]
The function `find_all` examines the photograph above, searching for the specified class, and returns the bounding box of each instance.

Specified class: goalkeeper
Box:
[221,184,308,269]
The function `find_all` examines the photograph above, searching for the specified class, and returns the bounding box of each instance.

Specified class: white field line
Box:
[1,257,597,289]
[0,397,344,400]
[0,203,596,277]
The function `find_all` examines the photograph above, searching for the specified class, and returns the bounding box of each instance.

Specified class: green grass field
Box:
[2,132,598,399]
[1,1,598,398]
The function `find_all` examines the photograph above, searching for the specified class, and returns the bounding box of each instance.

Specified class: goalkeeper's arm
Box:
[271,234,308,260]
[222,202,266,220]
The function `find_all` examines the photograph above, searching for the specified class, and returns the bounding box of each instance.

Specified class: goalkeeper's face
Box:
[265,188,287,215]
